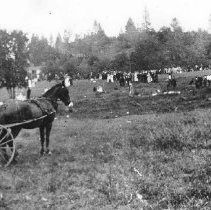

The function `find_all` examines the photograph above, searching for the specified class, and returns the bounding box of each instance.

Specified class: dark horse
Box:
[0,79,73,162]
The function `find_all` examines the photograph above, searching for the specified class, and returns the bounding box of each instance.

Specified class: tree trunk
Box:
[7,88,12,99]
[12,87,16,99]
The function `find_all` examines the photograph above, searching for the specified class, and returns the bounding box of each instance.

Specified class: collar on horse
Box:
[29,98,56,116]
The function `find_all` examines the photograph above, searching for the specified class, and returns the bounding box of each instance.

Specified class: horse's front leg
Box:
[45,123,53,155]
[39,126,45,156]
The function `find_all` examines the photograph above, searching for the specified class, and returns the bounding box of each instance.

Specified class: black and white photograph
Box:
[1,0,211,209]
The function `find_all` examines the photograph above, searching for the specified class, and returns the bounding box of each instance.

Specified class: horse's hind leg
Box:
[39,126,45,156]
[45,122,53,155]
[7,139,18,163]
[9,128,21,161]
[0,147,9,162]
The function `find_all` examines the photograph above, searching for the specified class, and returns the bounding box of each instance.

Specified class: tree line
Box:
[28,18,211,78]
[1,17,211,97]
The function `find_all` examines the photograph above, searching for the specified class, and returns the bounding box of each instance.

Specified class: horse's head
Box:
[57,79,74,107]
[42,77,74,108]
[63,76,72,87]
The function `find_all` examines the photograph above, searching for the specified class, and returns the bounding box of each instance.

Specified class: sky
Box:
[0,0,211,40]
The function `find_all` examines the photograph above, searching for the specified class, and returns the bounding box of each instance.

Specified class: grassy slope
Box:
[68,76,211,119]
[1,74,211,209]
[1,111,211,209]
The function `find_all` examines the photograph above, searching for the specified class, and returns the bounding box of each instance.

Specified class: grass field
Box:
[1,72,211,209]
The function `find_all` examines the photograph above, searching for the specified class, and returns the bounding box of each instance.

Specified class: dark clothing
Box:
[27,88,31,99]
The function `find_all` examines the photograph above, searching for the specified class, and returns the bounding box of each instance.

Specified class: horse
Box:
[0,78,73,162]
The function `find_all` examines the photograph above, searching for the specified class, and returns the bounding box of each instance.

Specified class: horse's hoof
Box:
[45,150,52,155]
[40,149,45,156]
[12,159,18,164]
[14,152,19,159]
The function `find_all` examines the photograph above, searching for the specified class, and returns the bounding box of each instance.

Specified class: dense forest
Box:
[1,16,211,91]
[28,17,211,78]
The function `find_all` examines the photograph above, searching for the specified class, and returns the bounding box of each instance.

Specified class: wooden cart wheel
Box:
[0,125,15,167]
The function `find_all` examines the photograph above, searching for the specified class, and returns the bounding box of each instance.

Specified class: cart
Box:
[0,113,53,167]
[0,124,15,167]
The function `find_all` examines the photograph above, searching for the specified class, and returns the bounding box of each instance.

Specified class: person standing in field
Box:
[147,72,152,83]
[27,87,31,99]
[168,72,173,80]
[26,77,32,99]
[129,81,134,96]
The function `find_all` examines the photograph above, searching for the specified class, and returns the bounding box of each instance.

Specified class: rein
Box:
[3,111,56,128]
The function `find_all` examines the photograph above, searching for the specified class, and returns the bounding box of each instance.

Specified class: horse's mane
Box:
[42,83,62,98]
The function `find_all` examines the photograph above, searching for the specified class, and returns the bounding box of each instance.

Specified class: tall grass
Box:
[1,109,211,209]
[1,78,211,209]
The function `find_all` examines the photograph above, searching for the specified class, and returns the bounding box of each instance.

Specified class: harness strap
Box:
[29,99,54,116]
[3,112,56,128]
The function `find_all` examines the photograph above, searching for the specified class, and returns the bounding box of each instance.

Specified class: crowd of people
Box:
[14,64,211,101]
[92,70,159,86]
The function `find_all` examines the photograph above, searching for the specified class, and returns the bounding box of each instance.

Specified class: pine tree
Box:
[142,7,151,31]
[55,33,63,51]
[125,18,137,34]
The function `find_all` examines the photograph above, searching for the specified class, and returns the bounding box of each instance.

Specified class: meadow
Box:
[1,71,211,209]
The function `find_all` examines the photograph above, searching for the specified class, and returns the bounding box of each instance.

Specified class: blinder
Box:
[58,83,72,107]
